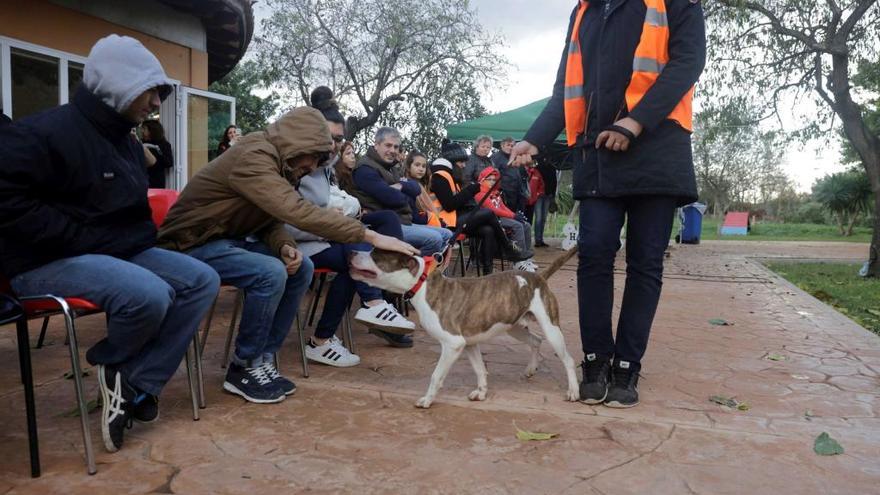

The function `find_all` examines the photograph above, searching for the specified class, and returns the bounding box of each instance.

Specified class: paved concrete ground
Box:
[0,240,878,494]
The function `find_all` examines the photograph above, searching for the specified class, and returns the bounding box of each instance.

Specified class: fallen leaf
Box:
[765,353,787,361]
[61,398,99,418]
[514,422,558,441]
[63,368,91,380]
[736,402,751,411]
[709,318,732,326]
[813,432,844,456]
[710,395,750,411]
[804,410,814,421]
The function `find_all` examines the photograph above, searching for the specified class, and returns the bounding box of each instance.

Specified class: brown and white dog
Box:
[349,247,580,408]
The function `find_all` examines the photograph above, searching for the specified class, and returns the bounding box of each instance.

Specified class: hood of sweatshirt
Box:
[83,34,174,114]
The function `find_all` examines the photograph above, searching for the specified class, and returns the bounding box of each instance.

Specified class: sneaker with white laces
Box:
[223,362,286,404]
[514,260,537,272]
[306,336,361,367]
[354,302,415,334]
[97,364,134,453]
[259,361,296,396]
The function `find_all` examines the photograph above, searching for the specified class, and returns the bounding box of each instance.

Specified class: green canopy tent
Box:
[445,98,574,170]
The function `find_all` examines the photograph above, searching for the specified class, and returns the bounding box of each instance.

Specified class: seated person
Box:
[403,151,443,227]
[476,167,538,272]
[304,86,416,350]
[158,107,418,405]
[0,35,220,453]
[431,141,520,275]
[348,126,453,256]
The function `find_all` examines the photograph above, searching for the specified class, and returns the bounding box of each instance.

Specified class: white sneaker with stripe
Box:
[305,336,361,367]
[354,301,415,334]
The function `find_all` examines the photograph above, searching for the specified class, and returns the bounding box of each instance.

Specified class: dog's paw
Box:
[524,365,538,378]
[565,389,580,402]
[468,389,487,401]
[414,396,433,409]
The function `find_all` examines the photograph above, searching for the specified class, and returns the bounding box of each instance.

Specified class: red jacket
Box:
[526,166,545,207]
[475,167,515,219]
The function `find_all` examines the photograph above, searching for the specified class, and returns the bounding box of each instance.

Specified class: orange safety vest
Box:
[626,0,694,131]
[563,0,693,145]
[430,170,458,228]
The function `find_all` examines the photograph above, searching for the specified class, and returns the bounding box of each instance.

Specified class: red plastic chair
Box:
[1,276,100,475]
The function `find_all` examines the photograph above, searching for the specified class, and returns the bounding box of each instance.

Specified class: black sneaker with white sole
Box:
[579,353,611,404]
[223,362,286,404]
[604,359,640,408]
[97,364,135,452]
[259,361,296,396]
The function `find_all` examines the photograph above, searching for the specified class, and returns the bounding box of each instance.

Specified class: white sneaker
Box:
[354,302,415,334]
[305,336,361,367]
[515,260,537,272]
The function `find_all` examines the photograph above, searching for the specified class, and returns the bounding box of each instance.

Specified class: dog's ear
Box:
[407,257,420,276]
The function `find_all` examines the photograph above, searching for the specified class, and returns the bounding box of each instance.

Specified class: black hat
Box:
[440,139,468,163]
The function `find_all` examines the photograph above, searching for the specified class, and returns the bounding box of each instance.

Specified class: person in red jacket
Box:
[476,168,537,272]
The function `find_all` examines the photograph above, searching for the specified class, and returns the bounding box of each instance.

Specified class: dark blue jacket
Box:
[524,0,705,204]
[0,87,156,278]
[491,151,529,213]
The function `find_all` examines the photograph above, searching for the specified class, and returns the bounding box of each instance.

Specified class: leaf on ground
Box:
[867,309,880,318]
[804,410,814,421]
[514,422,558,441]
[61,398,99,417]
[62,367,91,380]
[765,353,787,361]
[708,318,732,326]
[813,432,844,456]
[709,395,750,411]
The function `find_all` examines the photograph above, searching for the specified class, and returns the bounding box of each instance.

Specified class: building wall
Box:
[0,0,208,89]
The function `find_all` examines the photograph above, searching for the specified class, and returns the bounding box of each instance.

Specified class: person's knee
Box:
[253,258,289,295]
[118,280,174,323]
[191,262,221,296]
[578,232,618,264]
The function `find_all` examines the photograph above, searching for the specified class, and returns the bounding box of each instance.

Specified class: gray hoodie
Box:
[83,34,174,113]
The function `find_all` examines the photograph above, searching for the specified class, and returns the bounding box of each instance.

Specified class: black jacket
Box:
[429,165,480,216]
[491,151,529,213]
[0,87,157,278]
[524,0,705,204]
[145,139,174,189]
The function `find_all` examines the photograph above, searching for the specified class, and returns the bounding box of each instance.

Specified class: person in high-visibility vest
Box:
[510,0,706,408]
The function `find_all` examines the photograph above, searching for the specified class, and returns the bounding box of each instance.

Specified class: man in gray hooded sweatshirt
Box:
[0,35,220,455]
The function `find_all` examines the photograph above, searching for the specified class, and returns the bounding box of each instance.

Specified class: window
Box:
[11,47,59,120]
[68,61,84,96]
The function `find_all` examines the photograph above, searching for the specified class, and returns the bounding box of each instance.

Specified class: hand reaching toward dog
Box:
[364,229,420,256]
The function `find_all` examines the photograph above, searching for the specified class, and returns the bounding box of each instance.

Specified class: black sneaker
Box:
[260,361,296,396]
[579,353,611,404]
[604,359,640,408]
[132,392,159,423]
[368,328,414,348]
[223,362,286,404]
[97,364,135,452]
[535,241,549,248]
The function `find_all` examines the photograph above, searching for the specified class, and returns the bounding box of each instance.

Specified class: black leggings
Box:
[456,208,510,274]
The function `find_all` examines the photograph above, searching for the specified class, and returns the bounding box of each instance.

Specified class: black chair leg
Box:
[35,316,50,349]
[307,274,327,327]
[16,318,41,478]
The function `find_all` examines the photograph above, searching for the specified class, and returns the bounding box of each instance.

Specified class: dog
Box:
[349,246,580,408]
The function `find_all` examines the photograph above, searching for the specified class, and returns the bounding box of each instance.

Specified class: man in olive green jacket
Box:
[159,107,416,404]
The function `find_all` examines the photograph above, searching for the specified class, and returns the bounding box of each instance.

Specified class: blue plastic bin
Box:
[680,203,705,244]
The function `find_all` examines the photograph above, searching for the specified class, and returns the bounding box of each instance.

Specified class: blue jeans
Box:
[187,239,314,367]
[577,196,677,367]
[534,194,551,244]
[10,248,220,396]
[401,224,453,256]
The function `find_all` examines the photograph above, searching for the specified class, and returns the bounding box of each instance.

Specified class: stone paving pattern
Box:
[0,240,878,494]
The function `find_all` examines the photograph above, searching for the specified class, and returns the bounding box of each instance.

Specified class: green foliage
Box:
[812,170,873,235]
[209,61,280,135]
[255,0,505,145]
[766,261,880,336]
[788,201,831,225]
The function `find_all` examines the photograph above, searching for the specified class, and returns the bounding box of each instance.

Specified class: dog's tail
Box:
[539,246,578,281]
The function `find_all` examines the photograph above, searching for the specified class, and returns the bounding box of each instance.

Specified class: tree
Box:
[208,61,280,134]
[841,59,880,165]
[708,1,880,275]
[255,0,504,145]
[693,98,786,215]
[813,170,873,235]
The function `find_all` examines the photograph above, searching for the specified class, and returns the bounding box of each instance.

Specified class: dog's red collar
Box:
[404,257,435,300]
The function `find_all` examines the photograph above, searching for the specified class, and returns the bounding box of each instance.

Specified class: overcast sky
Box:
[252,0,844,191]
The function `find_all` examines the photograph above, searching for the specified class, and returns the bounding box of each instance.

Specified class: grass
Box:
[765,261,880,336]
[543,213,872,243]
